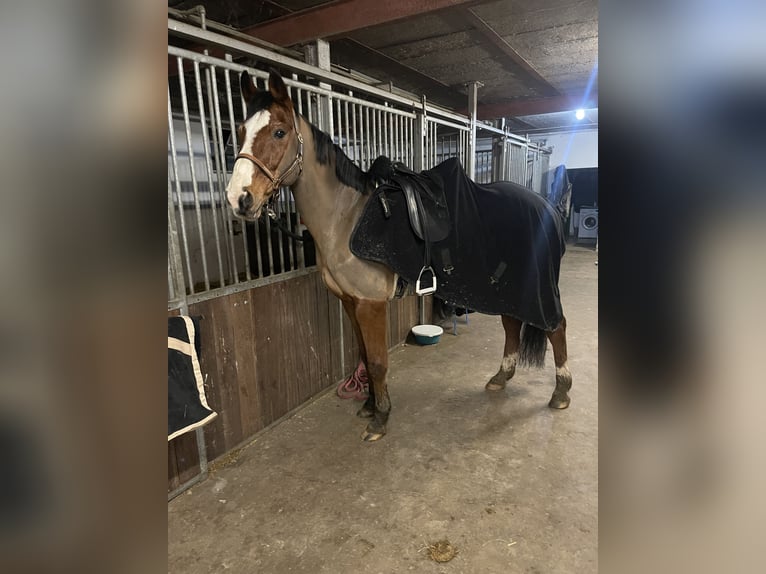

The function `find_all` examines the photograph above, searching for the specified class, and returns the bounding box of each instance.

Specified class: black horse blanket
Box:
[350,158,566,330]
[168,316,217,441]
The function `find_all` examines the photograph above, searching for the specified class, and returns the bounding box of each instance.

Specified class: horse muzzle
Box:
[233,191,262,220]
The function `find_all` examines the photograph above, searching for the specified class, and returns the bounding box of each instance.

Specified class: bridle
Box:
[235,112,304,197]
[234,112,305,241]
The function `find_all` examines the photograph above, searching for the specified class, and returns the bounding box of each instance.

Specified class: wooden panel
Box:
[250,273,337,424]
[168,270,425,489]
[388,294,420,346]
[194,296,243,460]
[167,440,180,493]
[170,430,200,489]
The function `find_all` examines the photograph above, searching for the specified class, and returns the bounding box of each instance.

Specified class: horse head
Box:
[226,70,303,220]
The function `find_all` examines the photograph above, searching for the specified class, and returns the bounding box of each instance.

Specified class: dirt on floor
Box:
[168,247,598,574]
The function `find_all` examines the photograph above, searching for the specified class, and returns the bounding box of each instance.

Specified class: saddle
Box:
[383,163,450,243]
[377,163,450,294]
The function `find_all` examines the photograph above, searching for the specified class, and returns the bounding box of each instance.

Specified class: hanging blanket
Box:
[168,316,217,441]
[350,158,566,331]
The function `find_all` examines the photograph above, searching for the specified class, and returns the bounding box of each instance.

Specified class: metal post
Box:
[466,81,483,180]
[304,39,332,131]
[304,39,347,373]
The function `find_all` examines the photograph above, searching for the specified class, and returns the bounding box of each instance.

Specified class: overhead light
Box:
[575,109,585,120]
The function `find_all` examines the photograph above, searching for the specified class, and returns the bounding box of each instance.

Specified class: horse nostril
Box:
[238,192,254,212]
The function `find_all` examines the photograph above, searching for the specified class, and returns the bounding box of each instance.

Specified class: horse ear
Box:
[240,71,258,103]
[268,70,289,102]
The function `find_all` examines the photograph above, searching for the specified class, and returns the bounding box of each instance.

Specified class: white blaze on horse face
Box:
[226,110,271,210]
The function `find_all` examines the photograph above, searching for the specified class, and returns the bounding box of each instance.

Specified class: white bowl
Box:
[411,324,444,345]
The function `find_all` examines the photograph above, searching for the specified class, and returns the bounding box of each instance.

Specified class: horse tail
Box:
[518,323,548,368]
[548,164,572,220]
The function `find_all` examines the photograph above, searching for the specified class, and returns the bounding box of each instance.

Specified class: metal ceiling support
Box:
[466,81,483,179]
[461,8,559,97]
[331,39,467,109]
[243,0,476,46]
[476,94,598,119]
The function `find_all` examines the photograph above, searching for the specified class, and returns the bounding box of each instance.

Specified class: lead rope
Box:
[265,199,306,242]
[336,359,369,400]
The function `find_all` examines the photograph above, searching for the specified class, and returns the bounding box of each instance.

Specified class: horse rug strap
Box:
[349,157,566,331]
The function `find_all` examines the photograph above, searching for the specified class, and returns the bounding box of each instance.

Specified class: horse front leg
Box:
[341,298,375,418]
[354,298,390,442]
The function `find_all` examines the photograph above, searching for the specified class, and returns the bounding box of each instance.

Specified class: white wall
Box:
[532,129,598,170]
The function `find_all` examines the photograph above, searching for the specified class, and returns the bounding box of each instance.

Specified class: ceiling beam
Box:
[475,93,598,119]
[242,0,477,46]
[460,8,559,97]
[331,39,467,108]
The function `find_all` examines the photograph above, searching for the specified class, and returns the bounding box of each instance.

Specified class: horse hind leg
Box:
[546,316,572,409]
[486,316,522,391]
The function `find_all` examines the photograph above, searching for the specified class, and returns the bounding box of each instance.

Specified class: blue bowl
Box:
[412,324,444,345]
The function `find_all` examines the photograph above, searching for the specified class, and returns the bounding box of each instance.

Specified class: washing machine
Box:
[578,207,598,241]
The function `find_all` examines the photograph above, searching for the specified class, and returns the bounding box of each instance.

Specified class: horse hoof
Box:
[485,379,507,391]
[361,420,386,441]
[548,395,571,409]
[361,429,386,442]
[356,405,375,418]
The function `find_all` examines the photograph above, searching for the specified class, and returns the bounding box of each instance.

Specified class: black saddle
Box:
[381,163,450,243]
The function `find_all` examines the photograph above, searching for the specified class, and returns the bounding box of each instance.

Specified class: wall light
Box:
[575,109,585,120]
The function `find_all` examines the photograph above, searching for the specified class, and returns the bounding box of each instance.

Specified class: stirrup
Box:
[415,266,437,296]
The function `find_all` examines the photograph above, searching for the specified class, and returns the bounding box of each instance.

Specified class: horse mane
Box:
[307,121,394,193]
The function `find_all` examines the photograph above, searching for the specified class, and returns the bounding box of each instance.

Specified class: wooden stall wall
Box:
[168,270,421,492]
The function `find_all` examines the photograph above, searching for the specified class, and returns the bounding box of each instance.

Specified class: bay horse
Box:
[226,71,571,442]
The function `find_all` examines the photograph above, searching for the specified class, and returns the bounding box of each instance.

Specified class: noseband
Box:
[235,113,304,194]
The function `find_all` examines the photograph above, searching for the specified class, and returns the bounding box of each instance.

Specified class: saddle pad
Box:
[350,158,566,330]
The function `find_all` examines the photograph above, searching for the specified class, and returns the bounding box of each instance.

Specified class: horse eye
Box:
[274,129,286,139]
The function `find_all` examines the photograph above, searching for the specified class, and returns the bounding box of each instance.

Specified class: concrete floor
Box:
[168,247,597,573]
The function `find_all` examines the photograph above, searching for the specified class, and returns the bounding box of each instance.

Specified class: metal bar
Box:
[168,88,195,293]
[168,467,207,502]
[194,62,225,287]
[343,97,351,154]
[177,57,210,292]
[224,64,253,282]
[209,64,239,285]
[169,21,423,110]
[364,106,371,169]
[168,177,188,305]
[306,90,314,124]
[195,62,226,288]
[170,46,422,121]
[281,189,293,271]
[167,267,318,309]
[239,68,259,277]
[352,101,359,165]
[263,212,276,276]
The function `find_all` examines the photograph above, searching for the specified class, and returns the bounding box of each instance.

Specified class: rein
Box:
[235,113,306,242]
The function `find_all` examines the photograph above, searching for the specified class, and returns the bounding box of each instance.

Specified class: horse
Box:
[225,70,572,442]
